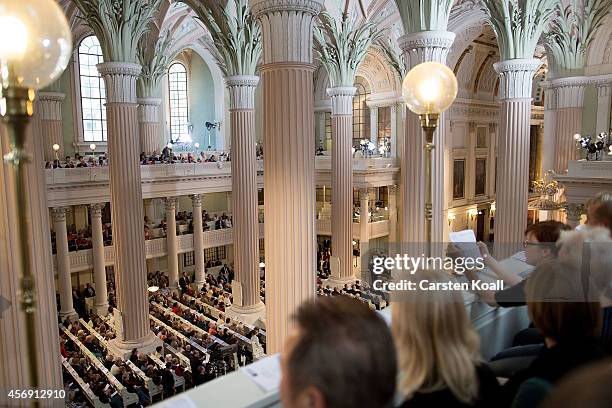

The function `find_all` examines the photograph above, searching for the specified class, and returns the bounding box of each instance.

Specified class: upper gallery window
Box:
[352,79,371,147]
[78,36,106,142]
[168,62,190,142]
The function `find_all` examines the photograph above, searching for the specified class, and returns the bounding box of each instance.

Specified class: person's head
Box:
[523,221,571,265]
[393,270,480,404]
[542,359,612,408]
[586,192,612,235]
[557,227,612,301]
[526,260,601,346]
[280,296,396,408]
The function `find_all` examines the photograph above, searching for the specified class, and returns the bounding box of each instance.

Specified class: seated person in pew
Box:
[394,270,500,408]
[541,359,612,408]
[280,296,396,408]
[556,226,612,353]
[500,259,605,408]
[490,226,612,378]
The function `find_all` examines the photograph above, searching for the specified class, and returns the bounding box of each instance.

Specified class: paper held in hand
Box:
[448,229,482,260]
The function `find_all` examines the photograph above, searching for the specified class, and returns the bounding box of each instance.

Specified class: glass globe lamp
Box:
[402,62,457,116]
[401,62,458,254]
[0,0,72,393]
[0,0,72,90]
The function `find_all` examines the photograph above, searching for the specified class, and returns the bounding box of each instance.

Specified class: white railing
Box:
[60,225,264,272]
[46,161,265,186]
[46,158,401,186]
[370,220,390,238]
[315,157,399,171]
[315,219,389,240]
[59,220,388,273]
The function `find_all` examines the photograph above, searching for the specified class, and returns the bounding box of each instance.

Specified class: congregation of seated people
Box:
[57,191,612,407]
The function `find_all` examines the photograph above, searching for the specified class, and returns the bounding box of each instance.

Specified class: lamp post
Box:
[402,62,457,255]
[89,143,96,156]
[0,0,72,393]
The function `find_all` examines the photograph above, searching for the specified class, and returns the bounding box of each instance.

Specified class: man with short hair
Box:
[280,297,397,408]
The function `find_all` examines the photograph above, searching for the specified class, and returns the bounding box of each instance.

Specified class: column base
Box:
[59,309,78,323]
[107,332,162,359]
[94,302,110,317]
[326,275,356,290]
[192,281,205,290]
[226,301,266,327]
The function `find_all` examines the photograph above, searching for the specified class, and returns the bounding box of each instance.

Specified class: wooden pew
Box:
[177,296,255,350]
[184,294,267,344]
[151,301,229,347]
[60,326,138,406]
[149,314,207,362]
[80,319,163,400]
[62,359,110,408]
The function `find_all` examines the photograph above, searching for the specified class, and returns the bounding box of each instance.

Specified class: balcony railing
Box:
[46,161,265,186]
[315,219,390,240]
[56,225,264,273]
[56,220,388,273]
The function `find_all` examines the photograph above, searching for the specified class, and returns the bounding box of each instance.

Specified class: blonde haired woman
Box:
[393,270,500,407]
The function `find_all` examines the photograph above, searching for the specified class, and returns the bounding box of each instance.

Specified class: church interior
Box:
[1,0,612,407]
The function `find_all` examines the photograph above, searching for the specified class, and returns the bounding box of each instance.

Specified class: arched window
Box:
[78,36,106,142]
[352,79,371,147]
[168,62,190,142]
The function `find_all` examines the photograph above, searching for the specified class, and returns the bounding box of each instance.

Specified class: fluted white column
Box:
[164,197,179,289]
[225,76,266,323]
[594,77,612,133]
[552,77,587,173]
[328,87,357,286]
[493,59,541,257]
[97,61,160,357]
[390,104,398,157]
[52,207,77,320]
[398,31,455,249]
[144,198,155,221]
[359,188,370,255]
[370,106,379,146]
[252,0,323,354]
[190,194,205,285]
[541,82,557,174]
[389,185,398,244]
[38,92,65,162]
[90,203,108,316]
[316,111,326,149]
[138,97,162,155]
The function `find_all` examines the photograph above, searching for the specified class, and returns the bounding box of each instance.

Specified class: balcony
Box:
[45,161,264,207]
[55,224,264,273]
[45,159,398,207]
[56,219,392,273]
[315,219,390,240]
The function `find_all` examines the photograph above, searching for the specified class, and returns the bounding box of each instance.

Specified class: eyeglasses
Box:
[523,240,541,248]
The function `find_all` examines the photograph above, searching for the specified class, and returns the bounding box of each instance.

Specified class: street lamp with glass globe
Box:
[0,0,72,390]
[402,62,457,253]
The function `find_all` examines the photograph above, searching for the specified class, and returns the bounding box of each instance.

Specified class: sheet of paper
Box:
[240,354,281,393]
[448,229,481,260]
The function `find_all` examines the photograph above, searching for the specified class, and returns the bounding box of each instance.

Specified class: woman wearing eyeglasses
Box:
[465,221,571,308]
